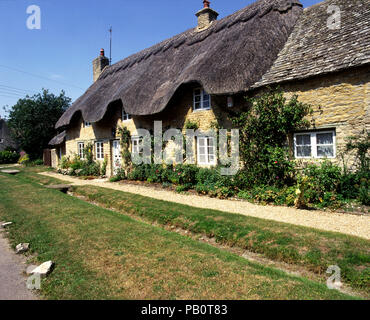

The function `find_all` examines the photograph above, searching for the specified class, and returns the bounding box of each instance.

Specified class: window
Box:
[197,136,216,165]
[122,109,132,121]
[95,141,104,160]
[84,121,91,127]
[294,131,335,159]
[193,88,211,111]
[131,137,143,157]
[78,142,84,159]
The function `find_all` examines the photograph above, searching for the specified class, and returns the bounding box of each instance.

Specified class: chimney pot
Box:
[196,1,219,32]
[93,48,109,82]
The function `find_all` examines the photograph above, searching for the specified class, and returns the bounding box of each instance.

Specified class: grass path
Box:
[0,170,359,300]
[40,172,370,239]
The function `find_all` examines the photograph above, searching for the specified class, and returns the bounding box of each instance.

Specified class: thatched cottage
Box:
[50,0,369,176]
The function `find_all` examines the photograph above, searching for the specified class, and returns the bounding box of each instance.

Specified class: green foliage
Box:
[7,89,71,159]
[118,126,132,168]
[230,89,312,186]
[346,130,370,173]
[0,150,19,164]
[101,156,108,176]
[184,120,199,130]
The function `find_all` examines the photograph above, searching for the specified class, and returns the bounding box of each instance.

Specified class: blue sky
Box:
[0,0,321,118]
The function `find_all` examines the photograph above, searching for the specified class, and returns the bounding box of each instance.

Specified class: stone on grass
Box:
[1,222,13,228]
[0,169,20,175]
[30,261,54,278]
[16,243,30,254]
[26,265,38,275]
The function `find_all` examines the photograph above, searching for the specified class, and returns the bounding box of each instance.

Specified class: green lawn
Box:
[0,168,360,300]
[71,184,370,292]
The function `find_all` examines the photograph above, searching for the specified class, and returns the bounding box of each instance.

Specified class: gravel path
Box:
[40,172,370,240]
[0,228,37,300]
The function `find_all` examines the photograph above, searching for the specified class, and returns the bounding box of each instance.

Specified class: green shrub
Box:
[358,186,370,206]
[0,150,19,164]
[18,152,29,165]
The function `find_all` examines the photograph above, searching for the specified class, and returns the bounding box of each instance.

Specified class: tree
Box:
[230,89,312,186]
[7,89,71,159]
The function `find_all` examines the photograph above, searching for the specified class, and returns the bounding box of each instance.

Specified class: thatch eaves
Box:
[56,0,303,129]
[48,131,66,146]
[253,0,370,88]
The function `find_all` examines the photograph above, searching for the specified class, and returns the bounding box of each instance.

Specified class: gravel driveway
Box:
[40,172,370,240]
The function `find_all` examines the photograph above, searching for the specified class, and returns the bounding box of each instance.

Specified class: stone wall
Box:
[275,66,369,169]
[63,66,369,175]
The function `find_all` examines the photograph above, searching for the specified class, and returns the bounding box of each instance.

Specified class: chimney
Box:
[195,0,219,32]
[93,48,110,82]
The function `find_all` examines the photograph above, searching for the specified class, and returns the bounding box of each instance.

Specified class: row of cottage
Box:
[49,0,370,176]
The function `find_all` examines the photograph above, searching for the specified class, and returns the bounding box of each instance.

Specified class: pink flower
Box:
[274,161,278,164]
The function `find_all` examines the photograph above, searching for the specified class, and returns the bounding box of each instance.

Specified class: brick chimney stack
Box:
[93,48,109,82]
[196,0,219,32]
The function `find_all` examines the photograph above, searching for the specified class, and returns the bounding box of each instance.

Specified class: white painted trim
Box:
[193,87,212,111]
[197,136,217,166]
[294,130,336,159]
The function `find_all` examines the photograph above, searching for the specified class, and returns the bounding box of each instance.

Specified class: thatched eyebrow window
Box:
[122,109,132,121]
[84,121,91,128]
[193,88,211,111]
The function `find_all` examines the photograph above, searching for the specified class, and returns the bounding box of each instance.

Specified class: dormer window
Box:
[84,121,91,127]
[193,88,211,111]
[122,109,132,121]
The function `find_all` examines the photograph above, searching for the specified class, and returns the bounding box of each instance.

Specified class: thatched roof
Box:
[48,131,66,146]
[56,0,303,129]
[253,0,370,88]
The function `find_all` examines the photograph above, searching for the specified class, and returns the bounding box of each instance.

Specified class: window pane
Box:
[194,89,201,96]
[198,138,205,146]
[203,100,210,108]
[296,134,311,146]
[199,155,206,163]
[317,133,333,145]
[317,146,334,158]
[199,147,206,155]
[208,155,215,163]
[207,138,214,146]
[297,146,311,157]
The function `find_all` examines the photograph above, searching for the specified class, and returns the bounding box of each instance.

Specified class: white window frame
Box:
[122,109,132,121]
[193,88,211,111]
[294,130,336,159]
[95,141,104,160]
[78,142,84,159]
[131,137,143,157]
[84,121,91,128]
[197,136,216,165]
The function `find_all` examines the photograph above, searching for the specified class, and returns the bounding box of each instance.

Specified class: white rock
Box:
[30,261,54,278]
[26,265,38,275]
[1,222,12,228]
[16,243,30,254]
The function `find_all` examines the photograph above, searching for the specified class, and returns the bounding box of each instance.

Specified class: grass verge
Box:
[0,169,359,299]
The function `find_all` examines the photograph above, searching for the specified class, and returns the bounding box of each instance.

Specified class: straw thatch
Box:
[253,0,370,87]
[56,0,303,129]
[48,131,66,146]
